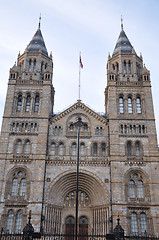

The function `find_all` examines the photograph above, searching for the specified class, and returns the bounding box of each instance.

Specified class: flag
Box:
[79,55,83,69]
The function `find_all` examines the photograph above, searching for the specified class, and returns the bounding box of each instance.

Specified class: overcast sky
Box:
[0,0,159,143]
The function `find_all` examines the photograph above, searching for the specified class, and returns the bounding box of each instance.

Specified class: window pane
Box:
[25,95,31,112]
[11,178,18,196]
[80,143,85,155]
[24,140,30,154]
[101,143,106,156]
[72,143,76,156]
[34,95,39,112]
[93,143,98,156]
[135,142,140,156]
[127,142,132,156]
[119,97,124,113]
[6,210,14,233]
[128,97,133,113]
[50,143,56,155]
[129,180,135,198]
[16,140,22,154]
[140,213,147,235]
[15,210,23,233]
[17,95,22,112]
[137,180,144,198]
[131,212,138,235]
[59,143,64,155]
[136,97,142,114]
[19,178,26,196]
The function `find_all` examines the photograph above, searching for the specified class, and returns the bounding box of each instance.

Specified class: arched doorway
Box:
[65,216,74,240]
[79,216,88,238]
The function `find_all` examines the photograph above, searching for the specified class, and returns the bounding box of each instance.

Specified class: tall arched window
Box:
[15,139,22,154]
[101,143,106,156]
[93,143,98,156]
[29,59,32,70]
[131,212,138,235]
[137,180,144,198]
[69,124,74,132]
[50,142,56,155]
[24,140,31,154]
[140,213,147,235]
[129,180,135,198]
[136,97,142,114]
[72,142,76,156]
[119,97,124,113]
[33,59,36,71]
[127,141,132,156]
[84,124,88,132]
[15,210,23,233]
[128,60,131,73]
[11,179,18,196]
[123,60,127,73]
[128,97,133,113]
[34,95,39,112]
[17,95,22,112]
[6,210,14,233]
[25,95,31,112]
[59,143,64,156]
[135,141,140,156]
[80,143,85,156]
[19,178,26,196]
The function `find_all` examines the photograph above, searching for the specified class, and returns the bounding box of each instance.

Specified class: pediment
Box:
[50,101,107,125]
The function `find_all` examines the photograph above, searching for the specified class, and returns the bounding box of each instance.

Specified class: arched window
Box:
[72,142,76,156]
[121,125,123,134]
[100,127,103,135]
[33,59,36,71]
[25,95,31,112]
[50,142,56,155]
[140,213,147,235]
[131,212,138,235]
[15,139,22,154]
[17,95,22,112]
[84,124,88,132]
[130,125,132,134]
[139,125,141,134]
[19,178,26,196]
[34,95,39,112]
[11,179,18,196]
[127,141,132,156]
[135,141,140,156]
[128,97,133,113]
[136,97,142,114]
[137,180,144,198]
[15,210,23,233]
[80,142,85,155]
[96,127,99,135]
[29,59,32,69]
[69,124,74,131]
[24,140,31,154]
[101,143,106,156]
[119,97,124,113]
[123,60,127,73]
[59,143,64,156]
[129,180,135,198]
[6,210,14,233]
[128,60,131,73]
[93,143,98,156]
[41,61,44,73]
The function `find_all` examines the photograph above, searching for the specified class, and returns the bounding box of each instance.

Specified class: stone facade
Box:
[0,21,159,236]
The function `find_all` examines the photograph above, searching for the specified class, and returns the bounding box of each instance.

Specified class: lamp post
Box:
[75,116,82,240]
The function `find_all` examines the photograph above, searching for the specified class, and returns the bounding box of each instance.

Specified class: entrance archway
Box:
[79,216,88,239]
[65,216,74,240]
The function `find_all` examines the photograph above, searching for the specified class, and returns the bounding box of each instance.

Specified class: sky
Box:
[0,0,159,143]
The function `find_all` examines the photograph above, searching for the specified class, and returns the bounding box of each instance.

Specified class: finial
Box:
[38,14,41,29]
[121,15,123,30]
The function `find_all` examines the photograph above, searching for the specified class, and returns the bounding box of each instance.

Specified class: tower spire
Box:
[121,15,123,30]
[38,14,41,29]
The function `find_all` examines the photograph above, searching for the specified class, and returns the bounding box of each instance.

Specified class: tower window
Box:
[128,97,133,113]
[24,139,31,154]
[123,60,127,73]
[34,95,39,112]
[128,60,131,73]
[59,142,64,156]
[33,59,36,71]
[137,180,144,198]
[6,210,14,233]
[80,142,85,155]
[93,142,98,156]
[119,97,124,114]
[15,139,22,154]
[69,124,74,132]
[15,210,23,233]
[127,141,132,156]
[101,143,106,156]
[131,212,138,235]
[72,142,76,156]
[11,178,18,196]
[129,180,135,198]
[136,97,142,114]
[25,95,31,112]
[135,141,140,156]
[17,95,22,112]
[140,213,147,235]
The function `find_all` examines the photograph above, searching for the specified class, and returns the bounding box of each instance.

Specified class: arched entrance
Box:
[79,216,88,239]
[65,216,74,240]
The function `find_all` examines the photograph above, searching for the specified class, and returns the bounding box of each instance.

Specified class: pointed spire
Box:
[27,17,48,56]
[112,18,133,57]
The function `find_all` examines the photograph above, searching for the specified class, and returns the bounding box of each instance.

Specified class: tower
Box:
[105,20,159,234]
[0,19,54,232]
